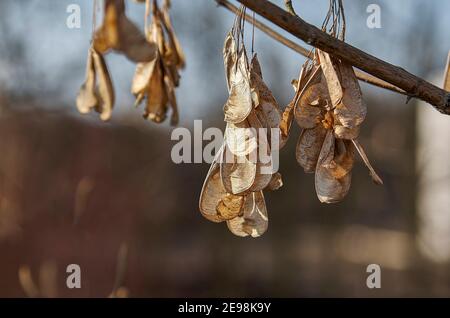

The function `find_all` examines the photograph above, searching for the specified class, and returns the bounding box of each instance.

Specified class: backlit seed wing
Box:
[333,123,360,140]
[335,62,367,129]
[279,101,295,149]
[92,50,115,121]
[163,74,179,126]
[296,125,328,173]
[94,0,156,63]
[247,113,273,192]
[199,147,226,223]
[77,49,98,114]
[223,31,237,92]
[161,2,186,69]
[131,58,158,97]
[315,131,353,203]
[267,172,283,191]
[227,191,268,238]
[250,54,263,79]
[224,51,253,124]
[295,83,327,129]
[225,121,258,157]
[318,50,343,108]
[144,60,167,123]
[220,143,257,195]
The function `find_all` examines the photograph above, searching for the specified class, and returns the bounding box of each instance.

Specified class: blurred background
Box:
[0,0,449,297]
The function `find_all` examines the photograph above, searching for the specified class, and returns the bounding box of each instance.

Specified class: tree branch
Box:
[226,0,450,114]
[216,0,406,96]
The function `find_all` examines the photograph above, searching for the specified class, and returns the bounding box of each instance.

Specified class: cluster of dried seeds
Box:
[132,0,185,125]
[199,16,284,238]
[199,3,383,237]
[77,0,184,124]
[282,50,383,204]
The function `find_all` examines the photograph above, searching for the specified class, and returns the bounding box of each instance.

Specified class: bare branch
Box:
[216,0,406,96]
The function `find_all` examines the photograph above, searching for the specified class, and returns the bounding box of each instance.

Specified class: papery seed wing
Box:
[279,101,295,149]
[224,50,253,124]
[334,62,367,129]
[224,79,253,124]
[267,172,283,191]
[92,50,115,121]
[227,191,268,238]
[333,124,360,140]
[225,121,258,157]
[220,143,256,195]
[296,125,328,173]
[163,74,179,126]
[315,131,353,203]
[131,59,158,96]
[295,83,326,129]
[160,3,186,69]
[77,49,98,114]
[315,163,352,204]
[93,0,121,54]
[247,113,273,192]
[144,60,168,123]
[250,54,263,79]
[199,147,227,223]
[318,50,343,108]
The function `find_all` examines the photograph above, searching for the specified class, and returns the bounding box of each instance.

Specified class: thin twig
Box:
[216,0,406,96]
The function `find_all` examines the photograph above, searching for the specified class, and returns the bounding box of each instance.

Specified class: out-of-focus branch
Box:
[216,0,406,96]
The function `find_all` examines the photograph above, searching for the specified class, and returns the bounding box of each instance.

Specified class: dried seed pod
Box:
[247,113,273,192]
[335,62,367,130]
[77,49,98,114]
[94,0,157,63]
[220,143,257,195]
[199,16,281,237]
[296,125,328,173]
[223,31,238,92]
[295,82,327,129]
[92,50,115,121]
[317,50,343,107]
[227,191,268,238]
[199,149,227,223]
[224,50,253,124]
[76,47,114,121]
[161,0,186,70]
[131,1,182,125]
[224,121,258,157]
[315,131,354,203]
